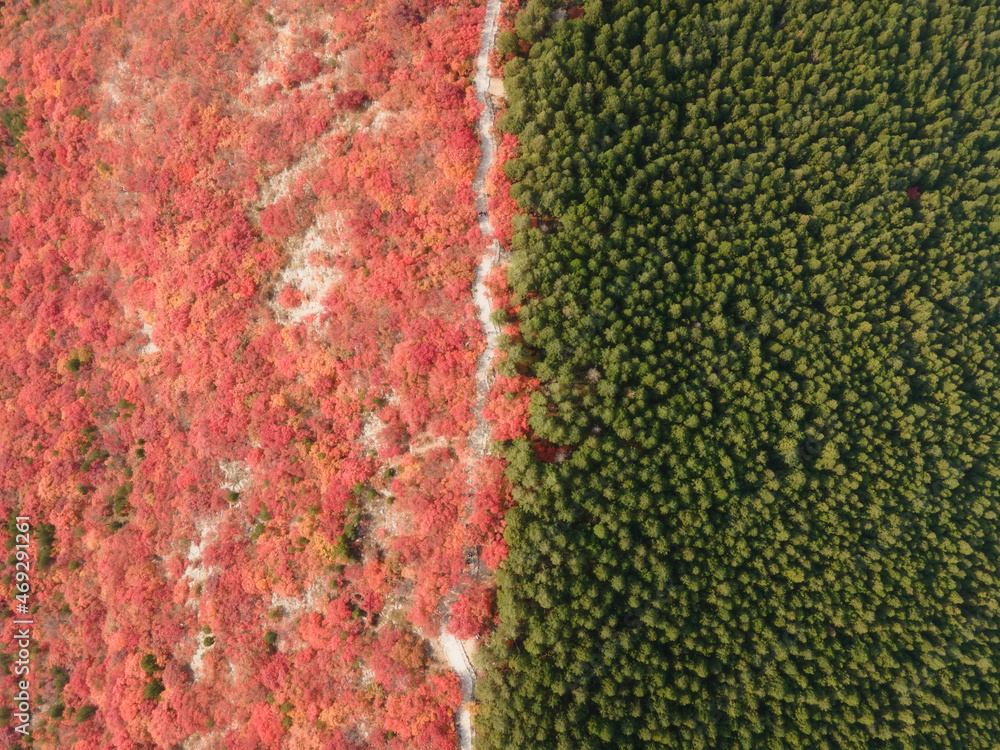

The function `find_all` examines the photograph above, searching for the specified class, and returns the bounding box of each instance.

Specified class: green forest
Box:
[477,0,1000,747]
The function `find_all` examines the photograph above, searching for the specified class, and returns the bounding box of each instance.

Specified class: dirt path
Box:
[440,632,477,749]
[439,1,504,748]
[469,0,503,458]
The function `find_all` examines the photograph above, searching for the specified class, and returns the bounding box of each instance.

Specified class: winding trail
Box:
[440,632,478,749]
[469,0,504,456]
[439,1,504,749]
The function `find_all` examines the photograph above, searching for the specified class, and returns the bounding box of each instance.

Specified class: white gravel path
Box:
[440,1,504,748]
[440,631,477,749]
[469,0,504,457]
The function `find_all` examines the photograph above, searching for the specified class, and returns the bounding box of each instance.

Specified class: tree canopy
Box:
[478,1,1000,748]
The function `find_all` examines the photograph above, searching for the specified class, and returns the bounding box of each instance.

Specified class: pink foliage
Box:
[0,0,517,745]
[448,583,496,639]
[260,198,312,240]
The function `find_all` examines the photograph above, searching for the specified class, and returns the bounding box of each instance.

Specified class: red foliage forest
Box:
[0,0,522,747]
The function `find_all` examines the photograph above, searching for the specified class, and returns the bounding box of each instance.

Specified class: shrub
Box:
[140,654,158,676]
[496,30,519,57]
[143,678,165,702]
[51,666,70,692]
[36,522,56,567]
[334,90,368,110]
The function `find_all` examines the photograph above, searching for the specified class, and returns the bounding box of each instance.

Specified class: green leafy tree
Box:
[479,1,1000,748]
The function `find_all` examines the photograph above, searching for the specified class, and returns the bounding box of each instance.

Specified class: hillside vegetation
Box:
[0,0,498,747]
[478,1,1000,747]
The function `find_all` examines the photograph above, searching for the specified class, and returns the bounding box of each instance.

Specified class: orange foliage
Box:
[0,0,511,746]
